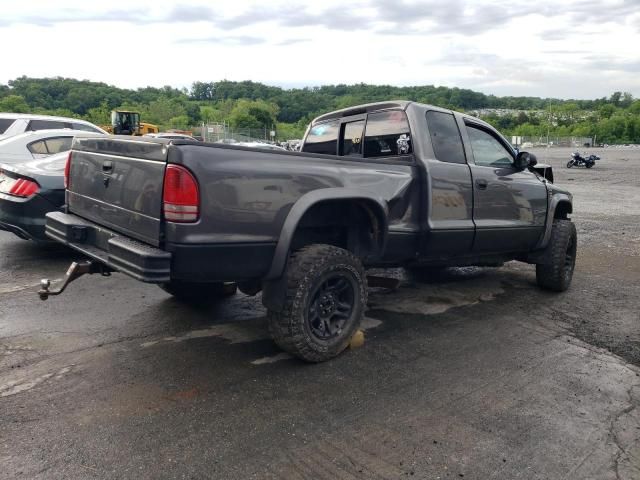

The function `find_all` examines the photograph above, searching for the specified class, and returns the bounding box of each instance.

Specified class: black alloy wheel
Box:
[267,244,367,362]
[308,274,355,341]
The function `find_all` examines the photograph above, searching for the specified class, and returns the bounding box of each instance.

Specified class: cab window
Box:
[426,111,466,164]
[340,120,364,156]
[466,125,513,167]
[363,111,412,158]
[303,121,339,155]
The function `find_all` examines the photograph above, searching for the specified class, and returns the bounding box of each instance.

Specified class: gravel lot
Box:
[0,147,639,479]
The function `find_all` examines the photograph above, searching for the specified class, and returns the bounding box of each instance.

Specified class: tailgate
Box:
[67,137,168,246]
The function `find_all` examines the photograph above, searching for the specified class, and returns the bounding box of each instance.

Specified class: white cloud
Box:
[0,0,638,98]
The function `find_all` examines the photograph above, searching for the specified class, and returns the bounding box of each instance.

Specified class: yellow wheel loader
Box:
[103,110,159,136]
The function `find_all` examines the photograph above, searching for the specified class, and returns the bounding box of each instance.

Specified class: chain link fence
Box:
[511,136,594,148]
[197,122,276,144]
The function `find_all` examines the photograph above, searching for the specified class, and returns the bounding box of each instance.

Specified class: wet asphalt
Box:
[0,147,639,479]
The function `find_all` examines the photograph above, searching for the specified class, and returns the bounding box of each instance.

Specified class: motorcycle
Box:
[567,152,599,168]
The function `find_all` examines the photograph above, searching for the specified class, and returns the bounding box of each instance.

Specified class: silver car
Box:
[0,113,106,140]
[0,129,106,164]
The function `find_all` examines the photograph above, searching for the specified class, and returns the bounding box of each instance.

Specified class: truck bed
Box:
[63,136,419,281]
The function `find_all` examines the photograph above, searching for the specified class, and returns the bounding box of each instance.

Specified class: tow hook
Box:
[38,261,112,300]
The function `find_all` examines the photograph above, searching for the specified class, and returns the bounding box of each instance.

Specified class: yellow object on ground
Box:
[349,329,365,349]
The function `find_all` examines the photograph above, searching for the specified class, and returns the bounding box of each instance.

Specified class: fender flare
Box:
[264,188,389,281]
[536,194,573,250]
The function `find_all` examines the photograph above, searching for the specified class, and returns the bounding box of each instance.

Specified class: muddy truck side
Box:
[42,101,575,362]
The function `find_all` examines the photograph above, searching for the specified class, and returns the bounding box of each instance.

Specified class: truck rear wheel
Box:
[267,244,367,362]
[160,281,237,302]
[536,220,577,292]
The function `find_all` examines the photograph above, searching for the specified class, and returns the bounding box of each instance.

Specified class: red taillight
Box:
[8,178,40,198]
[163,164,199,222]
[64,151,72,189]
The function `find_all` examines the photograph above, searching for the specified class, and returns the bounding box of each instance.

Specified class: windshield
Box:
[114,112,140,129]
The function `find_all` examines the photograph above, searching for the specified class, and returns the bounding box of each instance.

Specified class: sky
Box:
[1,0,639,99]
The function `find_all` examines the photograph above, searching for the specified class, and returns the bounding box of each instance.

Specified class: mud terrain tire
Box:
[268,244,367,362]
[536,220,577,292]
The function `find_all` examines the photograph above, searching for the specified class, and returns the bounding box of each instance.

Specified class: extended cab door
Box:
[461,120,547,253]
[420,110,475,256]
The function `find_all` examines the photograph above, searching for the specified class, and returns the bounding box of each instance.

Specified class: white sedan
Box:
[0,129,106,164]
[0,113,106,140]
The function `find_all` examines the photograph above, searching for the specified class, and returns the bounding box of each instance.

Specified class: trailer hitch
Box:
[38,261,112,300]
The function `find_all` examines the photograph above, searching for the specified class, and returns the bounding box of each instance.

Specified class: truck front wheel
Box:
[159,281,237,302]
[536,220,577,292]
[267,244,367,362]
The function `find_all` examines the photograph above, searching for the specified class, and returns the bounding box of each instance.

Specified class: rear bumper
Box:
[45,211,277,283]
[45,211,171,282]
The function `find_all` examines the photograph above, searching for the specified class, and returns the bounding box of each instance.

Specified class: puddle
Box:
[368,278,505,316]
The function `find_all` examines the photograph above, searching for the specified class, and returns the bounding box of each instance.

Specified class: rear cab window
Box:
[340,120,365,156]
[303,109,413,160]
[363,110,412,158]
[0,118,16,134]
[302,121,339,155]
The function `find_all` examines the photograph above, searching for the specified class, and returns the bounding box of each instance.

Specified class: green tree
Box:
[85,101,111,126]
[228,99,278,129]
[0,95,30,112]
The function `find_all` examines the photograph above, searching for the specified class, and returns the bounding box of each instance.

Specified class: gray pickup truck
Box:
[41,101,576,362]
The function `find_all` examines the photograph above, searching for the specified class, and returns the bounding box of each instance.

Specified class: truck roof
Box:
[311,100,464,125]
[312,101,413,124]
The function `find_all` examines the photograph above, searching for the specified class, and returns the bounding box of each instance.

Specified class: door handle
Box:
[102,161,113,174]
[475,179,488,190]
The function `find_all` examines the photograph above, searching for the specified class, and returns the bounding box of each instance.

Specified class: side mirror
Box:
[515,151,537,170]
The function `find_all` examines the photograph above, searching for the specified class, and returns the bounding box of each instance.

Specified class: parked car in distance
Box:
[0,151,67,241]
[0,113,106,140]
[143,132,199,141]
[0,129,105,164]
[214,139,286,150]
[42,100,576,363]
[0,129,108,241]
[234,141,286,151]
